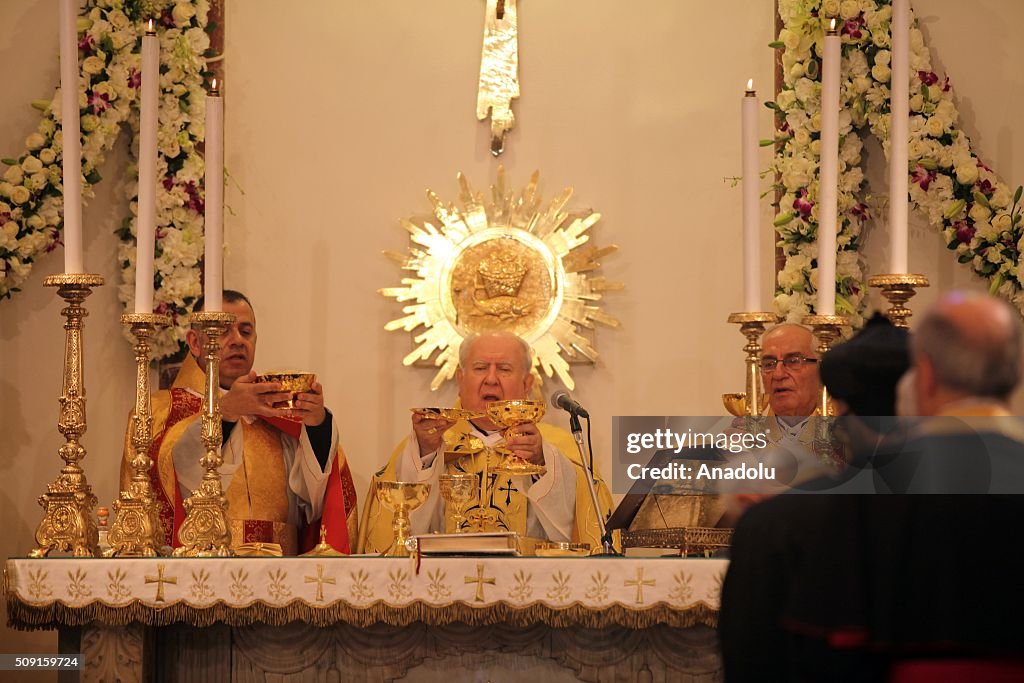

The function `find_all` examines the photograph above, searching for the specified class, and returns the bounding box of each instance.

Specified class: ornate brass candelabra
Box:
[867,273,929,328]
[108,313,170,557]
[30,274,105,558]
[724,312,780,419]
[174,311,236,557]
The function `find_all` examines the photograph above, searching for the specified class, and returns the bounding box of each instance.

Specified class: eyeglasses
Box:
[759,356,819,372]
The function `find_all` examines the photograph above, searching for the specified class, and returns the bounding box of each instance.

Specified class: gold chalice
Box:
[486,399,547,476]
[258,371,316,409]
[438,473,478,533]
[375,480,431,557]
[721,392,767,417]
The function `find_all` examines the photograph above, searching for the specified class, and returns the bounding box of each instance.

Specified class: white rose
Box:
[822,0,841,17]
[909,28,925,52]
[871,64,891,83]
[955,162,979,186]
[794,77,816,104]
[993,213,1013,232]
[969,202,992,224]
[172,2,197,28]
[3,166,24,185]
[81,114,100,133]
[39,148,56,165]
[874,50,891,67]
[28,173,48,191]
[27,214,44,230]
[990,185,1012,209]
[789,62,806,80]
[82,55,105,75]
[909,94,924,112]
[9,186,30,205]
[780,28,801,51]
[839,0,861,20]
[0,222,19,251]
[21,156,42,174]
[928,84,943,102]
[925,116,946,137]
[853,76,872,93]
[25,132,45,150]
[776,89,797,110]
[810,111,822,132]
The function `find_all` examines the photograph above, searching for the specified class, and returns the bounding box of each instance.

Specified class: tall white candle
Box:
[135,20,159,314]
[741,79,761,312]
[204,79,224,312]
[817,22,840,316]
[59,0,83,273]
[888,0,910,274]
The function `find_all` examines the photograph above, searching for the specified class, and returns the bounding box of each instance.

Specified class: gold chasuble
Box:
[120,356,358,555]
[357,420,612,554]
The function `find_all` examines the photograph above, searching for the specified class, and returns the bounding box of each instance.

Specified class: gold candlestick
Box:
[867,273,929,328]
[802,313,848,467]
[801,314,847,416]
[30,273,105,558]
[108,313,171,557]
[724,312,780,417]
[174,311,236,557]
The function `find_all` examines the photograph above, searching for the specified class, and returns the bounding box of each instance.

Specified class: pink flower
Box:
[128,69,142,90]
[977,179,995,196]
[78,34,95,53]
[918,71,939,87]
[842,16,865,40]
[911,164,936,191]
[88,91,110,114]
[953,220,975,244]
[793,188,814,219]
[850,202,869,222]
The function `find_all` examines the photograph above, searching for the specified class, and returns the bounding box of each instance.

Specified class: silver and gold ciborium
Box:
[375,480,431,557]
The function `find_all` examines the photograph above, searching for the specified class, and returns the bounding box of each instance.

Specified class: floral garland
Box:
[0,0,210,359]
[772,0,1023,325]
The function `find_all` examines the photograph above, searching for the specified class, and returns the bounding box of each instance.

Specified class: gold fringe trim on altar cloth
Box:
[6,595,718,631]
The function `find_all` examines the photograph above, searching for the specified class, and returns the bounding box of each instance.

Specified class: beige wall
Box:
[1,0,1021,660]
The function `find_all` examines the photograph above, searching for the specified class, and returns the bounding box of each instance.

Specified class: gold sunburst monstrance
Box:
[381,169,622,390]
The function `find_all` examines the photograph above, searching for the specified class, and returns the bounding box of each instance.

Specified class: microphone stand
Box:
[569,412,618,555]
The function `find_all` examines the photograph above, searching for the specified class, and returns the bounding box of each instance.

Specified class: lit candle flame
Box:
[830,18,838,31]
[747,78,754,91]
[210,77,220,95]
[146,18,156,34]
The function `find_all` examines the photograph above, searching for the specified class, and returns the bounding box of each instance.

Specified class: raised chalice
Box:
[258,371,316,410]
[438,473,478,533]
[374,480,431,557]
[486,399,547,476]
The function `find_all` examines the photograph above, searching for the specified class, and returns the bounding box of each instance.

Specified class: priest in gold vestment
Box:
[120,291,358,555]
[357,332,611,553]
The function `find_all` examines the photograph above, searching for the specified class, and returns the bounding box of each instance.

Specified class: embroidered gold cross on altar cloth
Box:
[477,0,520,155]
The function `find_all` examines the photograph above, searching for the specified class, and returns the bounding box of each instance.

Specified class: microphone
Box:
[551,391,590,419]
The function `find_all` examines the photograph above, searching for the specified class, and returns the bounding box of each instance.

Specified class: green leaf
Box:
[764,101,779,110]
[768,41,785,49]
[1015,185,1023,205]
[774,211,796,227]
[1,158,16,166]
[973,192,991,209]
[85,169,102,184]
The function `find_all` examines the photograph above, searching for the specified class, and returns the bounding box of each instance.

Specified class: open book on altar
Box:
[409,532,545,556]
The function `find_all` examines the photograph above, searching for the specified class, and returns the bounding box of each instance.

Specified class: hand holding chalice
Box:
[255,371,326,425]
[486,399,547,476]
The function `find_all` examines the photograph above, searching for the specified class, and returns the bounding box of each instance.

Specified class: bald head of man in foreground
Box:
[907,292,1023,416]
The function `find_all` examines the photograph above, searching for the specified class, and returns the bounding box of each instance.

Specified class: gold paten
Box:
[411,407,485,422]
[867,273,930,328]
[477,0,519,155]
[174,311,236,557]
[375,481,431,557]
[381,168,622,391]
[109,313,171,557]
[31,274,105,558]
[535,541,591,557]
